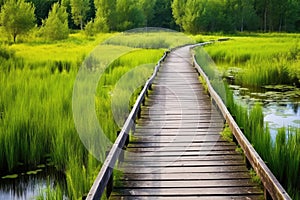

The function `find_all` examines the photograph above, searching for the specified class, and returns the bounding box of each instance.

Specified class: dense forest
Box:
[0,0,300,38]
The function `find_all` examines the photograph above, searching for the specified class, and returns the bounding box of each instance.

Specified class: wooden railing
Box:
[85,50,169,200]
[191,44,291,200]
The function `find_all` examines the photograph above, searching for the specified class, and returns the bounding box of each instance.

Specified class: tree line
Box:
[0,0,300,42]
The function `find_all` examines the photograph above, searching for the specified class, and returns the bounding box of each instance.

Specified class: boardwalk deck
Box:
[110,46,264,199]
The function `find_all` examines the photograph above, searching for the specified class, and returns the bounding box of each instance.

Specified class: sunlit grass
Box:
[203,34,300,88]
[103,30,195,49]
[9,32,114,63]
[0,32,165,199]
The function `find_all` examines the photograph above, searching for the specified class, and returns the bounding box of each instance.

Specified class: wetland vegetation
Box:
[195,34,300,199]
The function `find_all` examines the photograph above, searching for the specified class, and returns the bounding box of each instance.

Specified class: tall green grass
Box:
[0,32,165,199]
[195,42,300,199]
[103,30,195,49]
[204,34,300,88]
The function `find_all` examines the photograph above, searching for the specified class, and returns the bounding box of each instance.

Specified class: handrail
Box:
[86,50,169,200]
[191,44,291,200]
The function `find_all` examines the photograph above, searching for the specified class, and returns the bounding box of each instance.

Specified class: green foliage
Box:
[115,0,144,31]
[30,0,58,26]
[0,44,15,60]
[41,3,69,40]
[149,0,176,29]
[171,0,187,31]
[172,0,300,33]
[70,0,89,30]
[249,168,262,185]
[139,0,155,24]
[94,0,115,31]
[220,125,233,142]
[0,0,36,42]
[84,20,96,37]
[84,17,109,36]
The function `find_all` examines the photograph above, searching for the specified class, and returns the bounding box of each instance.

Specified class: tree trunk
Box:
[13,33,17,43]
[241,17,244,32]
[264,8,267,32]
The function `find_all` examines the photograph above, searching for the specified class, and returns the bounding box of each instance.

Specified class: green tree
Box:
[139,0,156,26]
[30,0,58,26]
[0,0,36,42]
[115,0,144,31]
[224,0,258,32]
[42,2,69,40]
[94,0,115,31]
[62,0,76,29]
[70,0,89,30]
[172,0,187,31]
[149,0,176,29]
[286,0,300,31]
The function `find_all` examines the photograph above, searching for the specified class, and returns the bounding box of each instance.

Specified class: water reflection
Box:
[0,167,66,200]
[230,84,300,137]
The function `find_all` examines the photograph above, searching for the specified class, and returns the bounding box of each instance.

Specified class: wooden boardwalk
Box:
[110,46,264,199]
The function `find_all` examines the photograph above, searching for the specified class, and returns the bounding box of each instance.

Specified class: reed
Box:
[204,34,300,88]
[0,32,165,199]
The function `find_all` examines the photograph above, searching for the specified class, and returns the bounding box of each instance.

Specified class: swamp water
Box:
[0,165,66,200]
[229,84,300,138]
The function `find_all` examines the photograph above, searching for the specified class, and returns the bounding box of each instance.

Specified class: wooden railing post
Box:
[105,150,113,199]
[106,168,113,199]
[137,107,141,119]
[265,187,272,200]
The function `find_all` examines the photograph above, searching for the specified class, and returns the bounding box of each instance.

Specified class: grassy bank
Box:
[203,34,300,88]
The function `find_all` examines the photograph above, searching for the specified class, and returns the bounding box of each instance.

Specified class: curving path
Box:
[110,46,264,199]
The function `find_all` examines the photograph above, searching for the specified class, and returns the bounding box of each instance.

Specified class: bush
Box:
[0,45,15,60]
[41,3,69,40]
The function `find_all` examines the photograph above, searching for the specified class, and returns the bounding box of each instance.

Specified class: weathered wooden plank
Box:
[137,121,224,126]
[122,152,240,158]
[120,160,246,167]
[127,138,225,144]
[128,141,235,148]
[124,154,243,162]
[126,145,237,152]
[132,133,222,137]
[116,179,257,188]
[132,132,223,137]
[119,166,248,174]
[110,195,265,200]
[137,118,224,122]
[121,172,253,181]
[113,187,263,196]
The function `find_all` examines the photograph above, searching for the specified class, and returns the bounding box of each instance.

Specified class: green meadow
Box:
[195,34,300,199]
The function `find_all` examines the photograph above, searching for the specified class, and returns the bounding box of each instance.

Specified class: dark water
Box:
[0,166,66,200]
[229,84,300,138]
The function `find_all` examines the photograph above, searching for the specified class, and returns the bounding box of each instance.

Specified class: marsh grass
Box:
[204,34,300,88]
[0,32,165,199]
[103,30,195,49]
[195,41,300,199]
